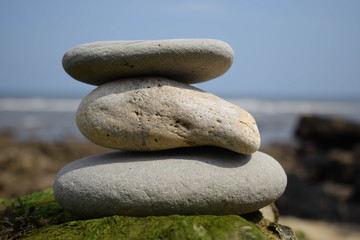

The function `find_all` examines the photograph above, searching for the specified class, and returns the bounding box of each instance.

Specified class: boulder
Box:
[295,115,360,149]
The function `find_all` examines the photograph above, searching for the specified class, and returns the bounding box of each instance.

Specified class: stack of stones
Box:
[54,39,287,219]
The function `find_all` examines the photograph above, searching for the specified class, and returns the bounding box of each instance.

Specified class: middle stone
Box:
[77,77,260,154]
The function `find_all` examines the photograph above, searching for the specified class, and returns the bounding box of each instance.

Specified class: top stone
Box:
[62,39,234,85]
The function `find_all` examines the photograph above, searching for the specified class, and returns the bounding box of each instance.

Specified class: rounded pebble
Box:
[62,39,234,85]
[53,148,287,218]
[76,77,260,154]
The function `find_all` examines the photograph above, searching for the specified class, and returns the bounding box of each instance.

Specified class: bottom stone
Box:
[53,147,287,218]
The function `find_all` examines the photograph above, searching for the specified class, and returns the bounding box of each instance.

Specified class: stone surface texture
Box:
[76,77,260,154]
[53,148,287,218]
[62,39,234,85]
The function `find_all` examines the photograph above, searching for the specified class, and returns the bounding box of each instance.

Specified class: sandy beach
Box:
[280,216,360,240]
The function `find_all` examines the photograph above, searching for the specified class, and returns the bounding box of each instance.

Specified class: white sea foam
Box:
[0,97,359,143]
[1,97,359,115]
[0,98,81,112]
[229,98,360,116]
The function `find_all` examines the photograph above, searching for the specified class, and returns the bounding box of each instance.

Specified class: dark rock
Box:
[261,115,360,222]
[276,174,347,220]
[295,115,360,149]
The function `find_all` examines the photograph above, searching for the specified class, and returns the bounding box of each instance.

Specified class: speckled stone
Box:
[62,39,234,85]
[53,148,287,218]
[76,77,260,154]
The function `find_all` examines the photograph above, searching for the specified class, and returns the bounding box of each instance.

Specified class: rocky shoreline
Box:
[0,131,112,198]
[263,115,360,223]
[1,115,360,239]
[1,115,359,223]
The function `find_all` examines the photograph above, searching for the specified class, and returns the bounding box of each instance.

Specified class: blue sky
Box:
[0,0,359,99]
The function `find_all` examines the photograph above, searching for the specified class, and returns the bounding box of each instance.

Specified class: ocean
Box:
[1,97,360,146]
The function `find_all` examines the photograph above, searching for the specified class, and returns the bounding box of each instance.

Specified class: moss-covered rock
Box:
[0,189,296,240]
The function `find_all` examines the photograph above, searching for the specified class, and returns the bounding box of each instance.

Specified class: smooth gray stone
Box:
[76,77,260,154]
[62,39,234,85]
[53,148,287,218]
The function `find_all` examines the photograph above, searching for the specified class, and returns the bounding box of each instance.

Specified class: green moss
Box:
[23,215,267,240]
[1,189,274,240]
[0,188,77,224]
[0,198,11,209]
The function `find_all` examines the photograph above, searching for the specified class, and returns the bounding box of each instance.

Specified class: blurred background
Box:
[1,1,360,239]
